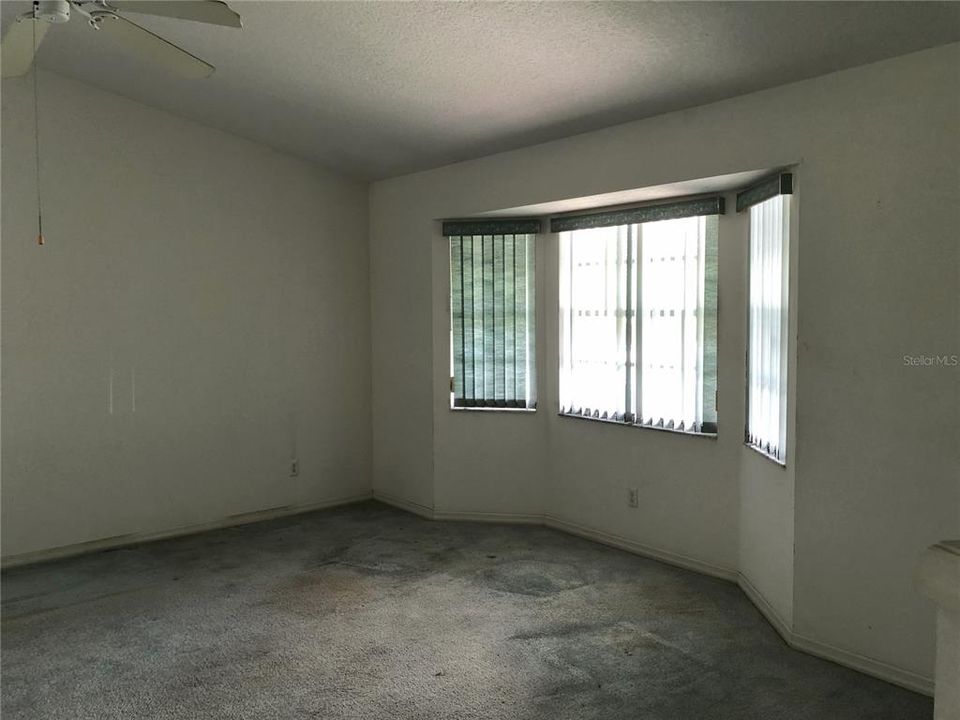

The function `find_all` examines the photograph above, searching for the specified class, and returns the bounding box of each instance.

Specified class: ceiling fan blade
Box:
[93,13,214,79]
[1,18,49,78]
[106,1,241,29]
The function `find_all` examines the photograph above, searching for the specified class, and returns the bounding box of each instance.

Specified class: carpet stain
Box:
[480,560,587,597]
[266,565,377,617]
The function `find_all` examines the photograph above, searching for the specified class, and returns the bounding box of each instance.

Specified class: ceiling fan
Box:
[1,0,241,79]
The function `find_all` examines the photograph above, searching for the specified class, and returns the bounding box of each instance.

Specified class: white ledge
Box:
[916,540,960,612]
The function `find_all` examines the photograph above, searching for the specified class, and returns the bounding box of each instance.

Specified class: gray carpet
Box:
[2,501,932,719]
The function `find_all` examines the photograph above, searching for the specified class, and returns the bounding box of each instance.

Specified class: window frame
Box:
[557,210,721,438]
[446,227,539,413]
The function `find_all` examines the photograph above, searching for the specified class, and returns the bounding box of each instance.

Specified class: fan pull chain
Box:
[32,9,45,246]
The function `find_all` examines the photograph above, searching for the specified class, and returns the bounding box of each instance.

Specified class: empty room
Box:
[1,1,958,718]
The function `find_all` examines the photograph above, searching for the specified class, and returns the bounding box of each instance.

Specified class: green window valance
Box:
[549,195,725,233]
[442,218,541,237]
[736,172,793,212]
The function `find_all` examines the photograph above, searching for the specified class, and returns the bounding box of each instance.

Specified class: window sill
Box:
[744,441,787,468]
[558,412,717,439]
[451,406,537,414]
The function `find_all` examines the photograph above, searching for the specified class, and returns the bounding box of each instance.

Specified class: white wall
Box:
[791,46,958,681]
[429,231,549,519]
[1,71,372,560]
[370,43,959,686]
[369,196,435,513]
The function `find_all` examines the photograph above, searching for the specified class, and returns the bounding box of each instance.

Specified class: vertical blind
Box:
[558,205,719,433]
[637,216,717,432]
[746,194,790,461]
[449,233,536,408]
[559,225,634,420]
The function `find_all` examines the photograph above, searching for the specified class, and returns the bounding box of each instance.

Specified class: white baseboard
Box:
[433,509,544,524]
[544,513,738,582]
[788,631,934,696]
[1,492,373,570]
[737,572,793,640]
[371,489,435,519]
[736,572,933,696]
[372,496,934,697]
[371,493,543,525]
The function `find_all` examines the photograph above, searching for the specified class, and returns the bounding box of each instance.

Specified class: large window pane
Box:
[559,215,717,433]
[559,225,634,420]
[638,216,709,431]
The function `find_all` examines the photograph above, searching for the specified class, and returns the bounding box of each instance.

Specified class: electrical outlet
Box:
[628,488,639,508]
[290,459,299,477]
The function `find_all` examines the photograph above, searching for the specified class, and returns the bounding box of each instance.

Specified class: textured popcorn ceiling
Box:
[3,1,959,179]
